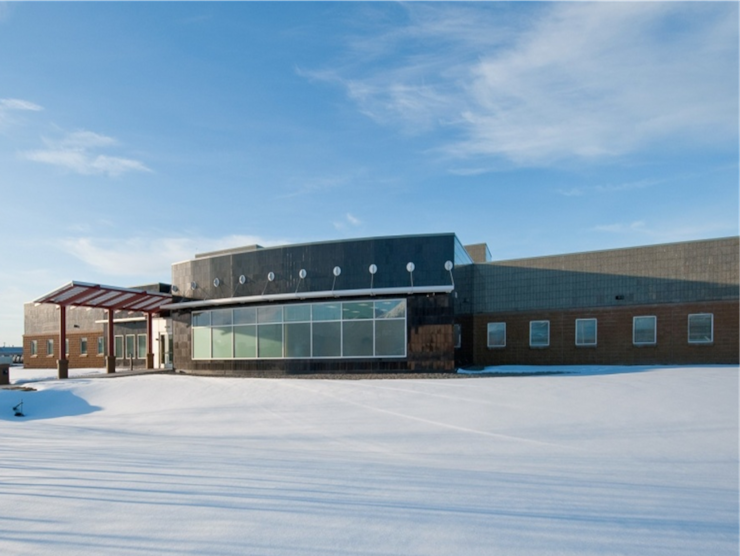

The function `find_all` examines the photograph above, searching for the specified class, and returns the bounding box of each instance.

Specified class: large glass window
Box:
[191,299,407,360]
[530,321,550,348]
[114,335,123,358]
[487,323,506,348]
[688,314,713,344]
[575,319,597,346]
[633,316,656,345]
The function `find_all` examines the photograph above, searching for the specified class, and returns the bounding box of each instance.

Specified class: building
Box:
[23,234,739,377]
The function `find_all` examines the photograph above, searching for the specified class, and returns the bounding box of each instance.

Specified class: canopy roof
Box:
[34,281,171,314]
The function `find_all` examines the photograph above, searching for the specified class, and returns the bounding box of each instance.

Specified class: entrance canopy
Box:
[34,281,171,313]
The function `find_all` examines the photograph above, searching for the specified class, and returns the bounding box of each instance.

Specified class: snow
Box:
[1,366,737,556]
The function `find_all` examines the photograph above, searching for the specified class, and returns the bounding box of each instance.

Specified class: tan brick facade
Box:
[24,332,106,369]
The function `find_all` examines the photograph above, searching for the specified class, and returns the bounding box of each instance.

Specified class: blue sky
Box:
[0,2,737,345]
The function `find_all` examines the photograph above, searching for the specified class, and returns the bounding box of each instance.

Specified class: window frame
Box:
[529,320,550,348]
[633,316,657,346]
[688,313,714,344]
[46,339,54,356]
[80,337,88,356]
[575,318,597,347]
[487,322,506,349]
[97,336,105,356]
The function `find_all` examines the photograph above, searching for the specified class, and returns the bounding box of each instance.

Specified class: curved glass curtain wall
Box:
[192,299,406,360]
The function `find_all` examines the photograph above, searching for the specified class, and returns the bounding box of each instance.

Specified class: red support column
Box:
[106,309,116,374]
[58,305,68,380]
[146,313,154,369]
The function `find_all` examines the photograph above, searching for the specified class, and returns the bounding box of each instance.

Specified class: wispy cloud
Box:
[592,220,737,243]
[310,3,738,168]
[557,177,666,197]
[333,213,363,231]
[0,97,43,127]
[22,130,151,177]
[59,234,284,277]
[0,98,43,112]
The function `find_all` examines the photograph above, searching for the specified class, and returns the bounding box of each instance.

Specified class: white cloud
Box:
[591,220,737,244]
[59,234,284,277]
[593,221,648,234]
[0,97,43,128]
[0,98,43,112]
[333,213,363,231]
[22,129,151,177]
[314,3,738,167]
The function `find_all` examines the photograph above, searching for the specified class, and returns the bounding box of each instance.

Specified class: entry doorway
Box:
[159,333,173,369]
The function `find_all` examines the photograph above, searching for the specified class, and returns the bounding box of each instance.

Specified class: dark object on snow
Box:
[13,400,24,417]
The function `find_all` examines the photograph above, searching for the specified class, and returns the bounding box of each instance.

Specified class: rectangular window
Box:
[312,302,341,321]
[487,323,506,348]
[575,319,597,346]
[688,314,713,344]
[98,336,105,356]
[114,335,124,358]
[65,338,69,356]
[47,339,54,356]
[375,320,406,356]
[125,335,135,359]
[312,321,341,357]
[80,337,88,356]
[234,325,257,358]
[343,320,374,357]
[211,309,233,326]
[30,340,38,356]
[454,324,461,349]
[530,321,550,348]
[633,316,656,345]
[258,323,283,358]
[233,307,257,325]
[285,322,311,357]
[137,335,147,359]
[284,304,311,322]
[192,328,210,359]
[212,327,233,358]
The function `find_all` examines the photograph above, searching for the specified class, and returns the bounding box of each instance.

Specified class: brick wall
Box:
[23,332,107,369]
[458,300,739,366]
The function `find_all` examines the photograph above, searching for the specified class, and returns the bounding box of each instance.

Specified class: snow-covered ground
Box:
[1,366,737,556]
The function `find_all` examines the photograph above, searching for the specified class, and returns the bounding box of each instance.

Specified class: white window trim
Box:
[575,318,597,347]
[529,320,550,348]
[633,316,657,346]
[688,313,714,344]
[487,322,506,349]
